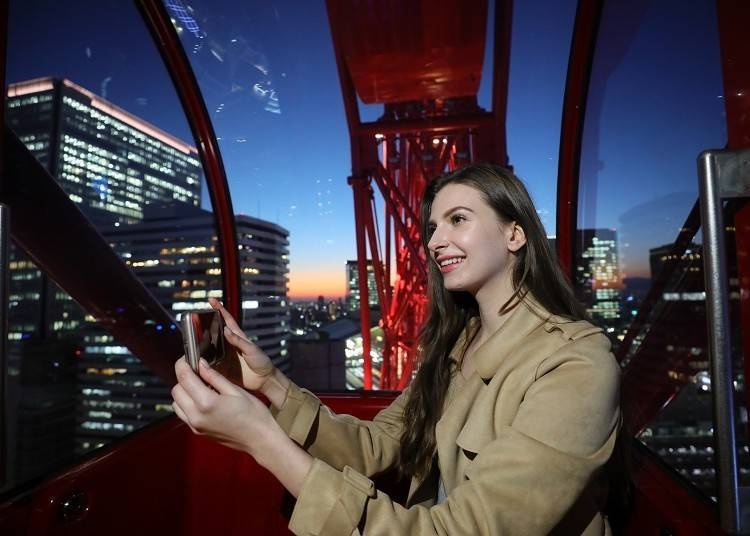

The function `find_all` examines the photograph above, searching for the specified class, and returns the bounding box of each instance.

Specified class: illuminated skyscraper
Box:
[76,204,290,453]
[575,228,622,325]
[5,76,204,341]
[4,77,202,461]
[6,77,201,224]
[346,260,378,311]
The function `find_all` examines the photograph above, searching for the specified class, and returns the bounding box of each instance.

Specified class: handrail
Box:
[697,148,750,534]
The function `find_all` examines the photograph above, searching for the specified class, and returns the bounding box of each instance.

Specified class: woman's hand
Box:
[209,297,289,409]
[172,357,312,497]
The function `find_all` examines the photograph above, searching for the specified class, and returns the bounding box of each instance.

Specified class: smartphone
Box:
[181,310,226,372]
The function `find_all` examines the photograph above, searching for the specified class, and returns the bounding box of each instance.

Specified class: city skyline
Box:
[4,0,580,300]
[5,0,727,299]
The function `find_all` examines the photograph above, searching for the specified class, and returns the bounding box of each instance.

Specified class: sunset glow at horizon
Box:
[288,268,346,300]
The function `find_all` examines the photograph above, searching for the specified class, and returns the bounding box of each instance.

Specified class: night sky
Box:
[6,0,726,297]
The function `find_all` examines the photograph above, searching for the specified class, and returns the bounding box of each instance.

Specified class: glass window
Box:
[166,0,352,390]
[574,0,735,501]
[2,0,222,492]
[168,0,579,393]
[500,0,578,235]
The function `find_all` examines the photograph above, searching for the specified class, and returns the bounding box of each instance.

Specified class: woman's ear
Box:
[507,222,527,252]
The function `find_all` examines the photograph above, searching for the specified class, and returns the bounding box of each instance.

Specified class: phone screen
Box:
[184,310,226,369]
[192,311,224,363]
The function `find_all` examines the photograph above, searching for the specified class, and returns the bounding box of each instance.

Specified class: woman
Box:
[171,163,621,535]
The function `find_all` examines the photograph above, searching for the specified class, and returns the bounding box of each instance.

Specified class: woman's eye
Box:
[451,214,465,224]
[427,225,436,235]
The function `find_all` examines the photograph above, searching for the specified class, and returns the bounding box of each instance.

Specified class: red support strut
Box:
[327,0,510,389]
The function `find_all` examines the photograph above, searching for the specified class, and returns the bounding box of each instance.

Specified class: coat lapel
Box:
[408,296,563,503]
[470,296,550,381]
[434,296,551,493]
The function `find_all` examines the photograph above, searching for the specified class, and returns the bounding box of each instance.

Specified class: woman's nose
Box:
[428,230,448,253]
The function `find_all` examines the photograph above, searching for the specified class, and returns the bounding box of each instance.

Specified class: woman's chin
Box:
[443,279,468,293]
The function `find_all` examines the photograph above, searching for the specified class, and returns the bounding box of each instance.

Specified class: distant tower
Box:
[575,229,621,324]
[346,260,378,311]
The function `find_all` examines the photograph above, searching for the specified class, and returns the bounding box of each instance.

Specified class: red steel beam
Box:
[364,198,389,310]
[492,0,513,166]
[357,113,494,136]
[328,0,509,389]
[350,175,373,389]
[555,0,604,278]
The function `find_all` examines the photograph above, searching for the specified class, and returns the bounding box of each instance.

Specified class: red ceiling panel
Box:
[328,0,488,104]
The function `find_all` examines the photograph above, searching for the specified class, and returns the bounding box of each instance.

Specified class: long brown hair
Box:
[398,163,588,479]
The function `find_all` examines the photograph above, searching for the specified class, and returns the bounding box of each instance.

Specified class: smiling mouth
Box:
[438,257,465,269]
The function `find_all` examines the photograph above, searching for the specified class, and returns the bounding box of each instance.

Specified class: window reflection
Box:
[166,0,369,390]
[5,77,208,463]
[504,0,577,232]
[574,0,742,502]
[2,0,221,491]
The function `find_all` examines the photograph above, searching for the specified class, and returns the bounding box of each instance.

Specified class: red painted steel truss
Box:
[327,0,511,389]
[352,107,480,389]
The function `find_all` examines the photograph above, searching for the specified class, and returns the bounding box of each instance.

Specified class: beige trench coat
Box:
[273,296,621,535]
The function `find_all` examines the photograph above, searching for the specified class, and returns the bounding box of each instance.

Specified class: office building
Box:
[575,228,622,324]
[4,77,201,462]
[346,260,379,311]
[5,76,205,341]
[75,204,290,452]
[6,77,201,224]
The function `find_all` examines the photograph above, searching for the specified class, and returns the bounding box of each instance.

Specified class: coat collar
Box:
[449,294,554,381]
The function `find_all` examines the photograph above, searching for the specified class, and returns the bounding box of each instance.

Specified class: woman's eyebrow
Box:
[442,205,474,218]
[428,205,475,224]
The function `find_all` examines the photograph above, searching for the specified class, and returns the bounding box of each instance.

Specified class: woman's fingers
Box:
[198,358,240,395]
[171,400,200,435]
[223,325,253,351]
[224,326,275,375]
[171,383,196,418]
[208,297,243,334]
[175,358,217,409]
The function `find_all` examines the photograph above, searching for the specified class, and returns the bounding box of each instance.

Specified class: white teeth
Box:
[439,257,464,267]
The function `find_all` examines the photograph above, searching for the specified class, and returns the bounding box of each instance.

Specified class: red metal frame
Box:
[555,0,603,278]
[0,393,397,535]
[490,0,513,167]
[716,0,750,439]
[327,0,510,390]
[625,445,722,535]
[358,114,495,136]
[0,0,7,489]
[136,0,241,320]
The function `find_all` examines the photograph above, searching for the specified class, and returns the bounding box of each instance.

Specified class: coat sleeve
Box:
[271,381,407,476]
[286,334,621,536]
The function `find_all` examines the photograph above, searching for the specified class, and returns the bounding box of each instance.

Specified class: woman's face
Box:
[427,183,524,296]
